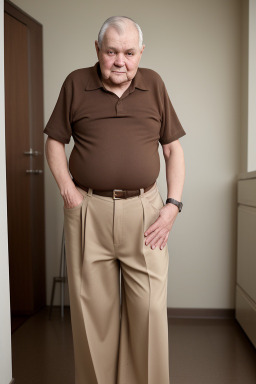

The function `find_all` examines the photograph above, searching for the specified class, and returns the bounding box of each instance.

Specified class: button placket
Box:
[116,99,124,116]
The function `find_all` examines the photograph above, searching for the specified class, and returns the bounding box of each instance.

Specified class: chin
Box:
[110,76,128,84]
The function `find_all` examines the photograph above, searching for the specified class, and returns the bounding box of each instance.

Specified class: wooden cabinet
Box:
[236,174,256,347]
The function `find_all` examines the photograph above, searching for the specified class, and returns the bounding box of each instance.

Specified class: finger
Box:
[145,226,163,245]
[160,233,169,250]
[151,237,164,250]
[144,216,161,237]
[145,228,164,247]
[150,230,166,249]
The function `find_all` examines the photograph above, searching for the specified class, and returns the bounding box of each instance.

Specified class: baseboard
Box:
[47,305,235,319]
[167,307,235,319]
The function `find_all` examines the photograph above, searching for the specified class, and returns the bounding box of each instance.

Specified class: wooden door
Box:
[4,0,46,315]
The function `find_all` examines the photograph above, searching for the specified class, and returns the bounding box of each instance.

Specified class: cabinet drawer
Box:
[238,179,256,207]
[237,205,256,302]
[236,285,256,348]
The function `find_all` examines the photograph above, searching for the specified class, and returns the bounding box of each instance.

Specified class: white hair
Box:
[97,16,143,49]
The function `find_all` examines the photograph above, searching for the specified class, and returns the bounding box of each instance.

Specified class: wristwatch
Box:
[165,198,183,212]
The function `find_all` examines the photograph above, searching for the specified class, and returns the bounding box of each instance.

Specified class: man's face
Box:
[95,23,145,88]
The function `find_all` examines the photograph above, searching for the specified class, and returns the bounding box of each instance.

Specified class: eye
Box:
[107,50,115,55]
[126,52,134,56]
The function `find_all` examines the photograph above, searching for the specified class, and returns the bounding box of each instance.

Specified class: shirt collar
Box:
[84,62,149,92]
[84,62,103,91]
[129,68,149,92]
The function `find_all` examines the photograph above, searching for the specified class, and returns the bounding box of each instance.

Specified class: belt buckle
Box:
[113,189,124,199]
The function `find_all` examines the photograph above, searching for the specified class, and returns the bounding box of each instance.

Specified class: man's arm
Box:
[163,139,185,201]
[144,139,185,250]
[45,137,83,208]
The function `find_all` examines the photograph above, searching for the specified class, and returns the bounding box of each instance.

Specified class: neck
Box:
[101,79,132,98]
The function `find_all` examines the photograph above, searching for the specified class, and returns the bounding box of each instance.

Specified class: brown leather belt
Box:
[81,182,155,199]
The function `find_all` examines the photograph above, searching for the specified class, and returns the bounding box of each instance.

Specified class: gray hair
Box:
[97,16,143,49]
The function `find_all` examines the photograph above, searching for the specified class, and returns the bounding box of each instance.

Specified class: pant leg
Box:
[64,182,170,384]
[116,183,170,384]
[64,188,121,384]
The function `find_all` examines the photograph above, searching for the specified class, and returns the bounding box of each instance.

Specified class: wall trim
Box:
[167,307,235,319]
[49,305,236,320]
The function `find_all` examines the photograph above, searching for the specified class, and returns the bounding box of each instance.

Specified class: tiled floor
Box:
[11,306,256,384]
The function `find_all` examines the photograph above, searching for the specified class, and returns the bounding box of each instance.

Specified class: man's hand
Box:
[144,203,179,250]
[62,184,84,209]
[45,137,84,209]
[146,138,185,250]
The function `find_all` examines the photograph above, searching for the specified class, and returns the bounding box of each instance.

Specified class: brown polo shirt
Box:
[44,62,186,190]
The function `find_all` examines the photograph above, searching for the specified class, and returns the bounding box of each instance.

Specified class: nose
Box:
[114,53,125,67]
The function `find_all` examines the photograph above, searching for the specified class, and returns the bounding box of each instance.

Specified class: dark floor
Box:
[11,306,256,384]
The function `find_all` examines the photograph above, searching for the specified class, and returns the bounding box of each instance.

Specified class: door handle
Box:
[24,148,41,156]
[26,169,43,174]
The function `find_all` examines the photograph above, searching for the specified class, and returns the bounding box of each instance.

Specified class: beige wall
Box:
[239,0,256,174]
[247,0,256,171]
[12,0,241,309]
[240,0,249,173]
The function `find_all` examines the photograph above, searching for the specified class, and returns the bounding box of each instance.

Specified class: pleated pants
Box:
[63,181,170,384]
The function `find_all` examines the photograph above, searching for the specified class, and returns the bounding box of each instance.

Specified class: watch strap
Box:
[165,198,183,212]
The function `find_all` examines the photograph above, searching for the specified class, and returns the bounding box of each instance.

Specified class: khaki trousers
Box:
[64,181,170,384]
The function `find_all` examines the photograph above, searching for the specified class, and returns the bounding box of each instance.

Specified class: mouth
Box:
[112,71,126,74]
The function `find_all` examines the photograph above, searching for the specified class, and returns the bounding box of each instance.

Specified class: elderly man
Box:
[44,16,185,384]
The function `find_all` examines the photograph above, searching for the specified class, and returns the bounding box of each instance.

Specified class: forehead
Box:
[102,25,140,48]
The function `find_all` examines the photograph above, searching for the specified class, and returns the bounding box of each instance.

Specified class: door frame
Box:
[0,0,14,382]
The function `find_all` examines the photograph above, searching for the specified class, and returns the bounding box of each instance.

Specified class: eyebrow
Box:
[106,46,137,52]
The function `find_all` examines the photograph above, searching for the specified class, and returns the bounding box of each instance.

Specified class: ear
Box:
[95,40,100,58]
[140,44,145,55]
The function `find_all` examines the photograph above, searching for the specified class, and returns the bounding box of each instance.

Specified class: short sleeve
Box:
[43,76,73,144]
[159,83,186,145]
